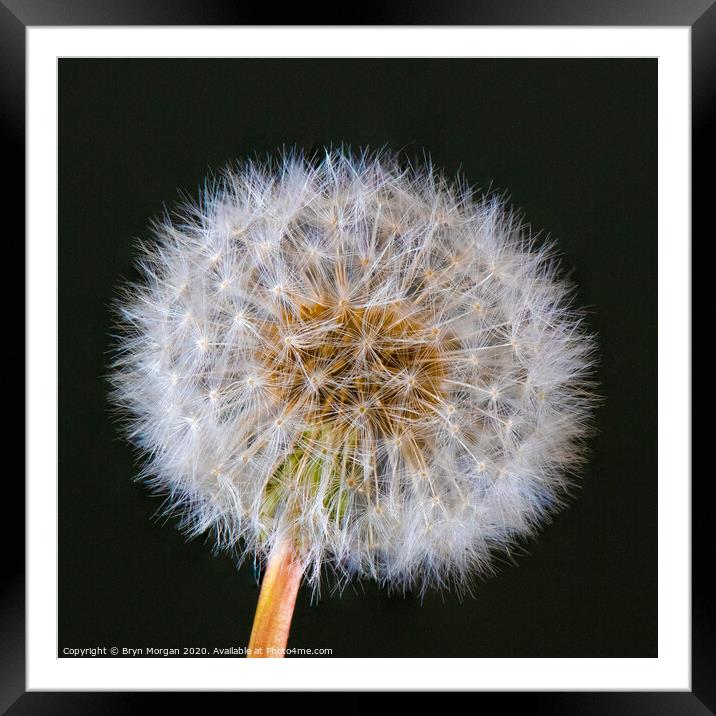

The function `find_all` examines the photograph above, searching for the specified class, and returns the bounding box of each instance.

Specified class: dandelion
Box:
[109,148,596,656]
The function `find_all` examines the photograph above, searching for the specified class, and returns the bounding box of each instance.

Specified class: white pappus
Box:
[109,148,596,594]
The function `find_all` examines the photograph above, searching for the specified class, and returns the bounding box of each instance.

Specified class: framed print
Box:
[10,1,706,711]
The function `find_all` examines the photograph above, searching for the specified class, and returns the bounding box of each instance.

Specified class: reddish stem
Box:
[247,540,303,658]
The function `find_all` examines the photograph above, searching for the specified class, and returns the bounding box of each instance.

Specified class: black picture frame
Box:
[7,1,705,711]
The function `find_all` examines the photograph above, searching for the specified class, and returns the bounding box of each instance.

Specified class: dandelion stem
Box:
[247,539,303,658]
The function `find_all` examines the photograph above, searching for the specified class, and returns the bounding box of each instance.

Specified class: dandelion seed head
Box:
[109,148,596,593]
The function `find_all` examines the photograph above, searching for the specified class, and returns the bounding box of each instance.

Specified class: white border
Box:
[27,27,691,691]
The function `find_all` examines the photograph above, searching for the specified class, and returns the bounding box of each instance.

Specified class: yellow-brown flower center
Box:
[261,299,450,448]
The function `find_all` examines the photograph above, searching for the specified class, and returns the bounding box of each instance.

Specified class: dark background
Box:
[58,58,657,658]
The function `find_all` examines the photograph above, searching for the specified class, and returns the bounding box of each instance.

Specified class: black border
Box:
[8,1,705,710]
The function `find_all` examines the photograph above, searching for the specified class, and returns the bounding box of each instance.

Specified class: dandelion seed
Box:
[109,148,596,657]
